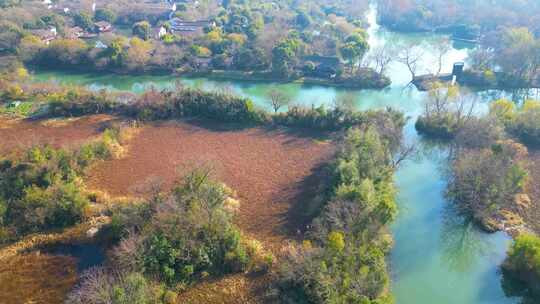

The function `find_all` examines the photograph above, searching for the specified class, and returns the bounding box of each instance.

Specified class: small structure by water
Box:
[452,62,465,79]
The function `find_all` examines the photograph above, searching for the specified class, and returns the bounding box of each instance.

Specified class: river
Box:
[31,5,522,304]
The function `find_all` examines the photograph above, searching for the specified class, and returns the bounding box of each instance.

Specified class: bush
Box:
[509,100,540,146]
[415,114,459,139]
[273,105,405,135]
[415,83,476,140]
[0,129,123,242]
[95,8,117,23]
[66,269,164,304]
[490,98,540,147]
[47,86,266,125]
[132,21,151,41]
[447,140,529,231]
[109,168,252,287]
[278,127,399,303]
[503,234,540,296]
[0,147,88,240]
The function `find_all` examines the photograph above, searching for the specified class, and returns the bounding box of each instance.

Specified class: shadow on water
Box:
[500,269,539,304]
[40,243,106,272]
[439,205,490,273]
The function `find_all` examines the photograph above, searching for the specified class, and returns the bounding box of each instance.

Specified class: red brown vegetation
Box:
[0,116,335,303]
[87,120,335,250]
[0,115,117,154]
[179,273,270,304]
[0,253,78,304]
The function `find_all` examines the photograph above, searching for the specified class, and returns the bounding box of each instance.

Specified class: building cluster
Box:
[33,0,215,46]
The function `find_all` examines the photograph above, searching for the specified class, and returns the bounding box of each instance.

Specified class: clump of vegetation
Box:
[447,140,529,231]
[66,269,167,304]
[277,127,399,304]
[502,233,540,297]
[0,0,389,88]
[415,83,476,139]
[0,126,125,243]
[273,104,405,135]
[490,99,540,147]
[0,75,405,133]
[68,168,269,302]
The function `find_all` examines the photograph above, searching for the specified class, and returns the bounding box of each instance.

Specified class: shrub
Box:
[66,268,163,304]
[110,168,252,287]
[447,140,529,230]
[0,129,123,242]
[503,234,540,296]
[278,127,399,303]
[509,100,540,146]
[279,240,393,304]
[415,114,458,139]
[95,8,116,23]
[416,83,476,139]
[273,105,405,135]
[132,21,151,41]
[490,99,540,147]
[454,117,504,149]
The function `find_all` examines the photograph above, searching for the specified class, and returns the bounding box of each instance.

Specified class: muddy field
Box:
[87,120,335,250]
[0,115,117,155]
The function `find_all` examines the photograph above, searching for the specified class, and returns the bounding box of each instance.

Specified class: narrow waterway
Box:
[31,5,522,303]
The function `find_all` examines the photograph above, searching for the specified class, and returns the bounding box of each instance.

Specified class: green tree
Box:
[106,37,127,67]
[295,11,312,29]
[272,38,302,77]
[495,27,540,83]
[340,33,369,72]
[233,47,268,71]
[132,21,151,41]
[503,233,540,297]
[74,12,94,31]
[94,8,116,23]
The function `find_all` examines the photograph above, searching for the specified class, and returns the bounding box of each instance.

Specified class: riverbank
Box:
[413,70,540,91]
[189,69,391,90]
[26,63,391,91]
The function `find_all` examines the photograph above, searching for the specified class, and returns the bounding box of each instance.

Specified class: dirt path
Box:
[87,121,335,251]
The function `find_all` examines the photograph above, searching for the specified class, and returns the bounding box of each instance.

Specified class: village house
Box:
[192,57,212,70]
[169,18,215,35]
[155,26,168,39]
[95,40,108,49]
[303,55,342,78]
[64,26,84,40]
[94,21,113,33]
[31,27,57,45]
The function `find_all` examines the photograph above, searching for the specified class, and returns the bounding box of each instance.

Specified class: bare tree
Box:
[392,141,418,169]
[423,82,478,130]
[267,88,291,113]
[368,44,397,75]
[432,37,452,76]
[398,42,425,82]
[333,93,356,111]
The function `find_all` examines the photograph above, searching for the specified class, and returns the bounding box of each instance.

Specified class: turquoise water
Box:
[30,5,522,304]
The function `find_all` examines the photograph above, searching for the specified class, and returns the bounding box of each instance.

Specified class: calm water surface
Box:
[32,5,521,304]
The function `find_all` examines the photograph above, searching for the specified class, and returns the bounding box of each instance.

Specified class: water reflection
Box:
[439,205,490,273]
[501,269,537,304]
[25,4,528,304]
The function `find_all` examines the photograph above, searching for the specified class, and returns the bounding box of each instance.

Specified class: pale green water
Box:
[30,5,523,304]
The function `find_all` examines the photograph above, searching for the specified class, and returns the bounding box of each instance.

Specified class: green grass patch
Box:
[0,101,35,117]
